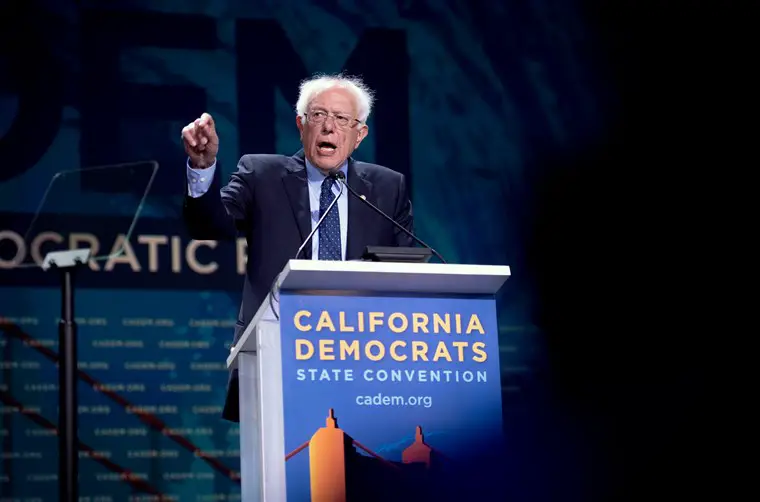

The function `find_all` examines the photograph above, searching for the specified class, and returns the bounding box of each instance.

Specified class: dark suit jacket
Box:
[183,149,414,422]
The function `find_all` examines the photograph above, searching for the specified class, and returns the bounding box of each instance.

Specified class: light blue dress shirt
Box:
[186,158,348,260]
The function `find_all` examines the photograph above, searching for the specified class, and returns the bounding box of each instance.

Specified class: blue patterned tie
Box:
[318,177,342,260]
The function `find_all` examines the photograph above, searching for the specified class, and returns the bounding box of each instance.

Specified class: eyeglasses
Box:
[306,110,360,129]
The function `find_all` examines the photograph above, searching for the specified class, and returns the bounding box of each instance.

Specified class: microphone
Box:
[293,170,344,260]
[333,171,447,264]
[269,170,344,321]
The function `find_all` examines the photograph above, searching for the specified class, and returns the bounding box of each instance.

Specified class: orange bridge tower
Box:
[309,408,350,502]
[402,425,433,467]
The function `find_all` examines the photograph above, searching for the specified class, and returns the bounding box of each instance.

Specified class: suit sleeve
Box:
[393,173,415,247]
[182,155,255,241]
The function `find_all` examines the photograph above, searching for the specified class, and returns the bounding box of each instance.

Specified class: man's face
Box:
[297,88,368,172]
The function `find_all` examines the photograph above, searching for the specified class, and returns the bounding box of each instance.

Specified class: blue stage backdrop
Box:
[1,0,608,500]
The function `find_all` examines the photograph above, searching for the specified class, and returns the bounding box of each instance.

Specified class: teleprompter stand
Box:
[42,248,92,502]
[13,160,158,500]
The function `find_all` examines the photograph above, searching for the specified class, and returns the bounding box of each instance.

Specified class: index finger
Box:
[199,112,215,128]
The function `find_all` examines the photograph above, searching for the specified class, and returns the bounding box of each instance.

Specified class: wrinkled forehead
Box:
[308,87,358,114]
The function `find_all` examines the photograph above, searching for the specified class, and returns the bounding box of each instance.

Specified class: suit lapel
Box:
[282,151,313,259]
[346,159,374,260]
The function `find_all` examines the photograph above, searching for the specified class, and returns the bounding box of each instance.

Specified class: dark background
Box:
[1,0,736,499]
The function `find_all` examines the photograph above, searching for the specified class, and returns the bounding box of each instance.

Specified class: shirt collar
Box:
[305,157,348,183]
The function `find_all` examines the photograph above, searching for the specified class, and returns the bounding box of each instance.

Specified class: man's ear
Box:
[296,115,304,139]
[355,124,369,148]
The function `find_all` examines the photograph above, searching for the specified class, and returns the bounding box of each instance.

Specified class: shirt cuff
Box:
[187,159,217,197]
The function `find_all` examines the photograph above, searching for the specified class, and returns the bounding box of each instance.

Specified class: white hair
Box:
[295,73,374,124]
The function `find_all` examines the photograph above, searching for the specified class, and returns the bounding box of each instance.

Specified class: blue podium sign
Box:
[278,292,504,501]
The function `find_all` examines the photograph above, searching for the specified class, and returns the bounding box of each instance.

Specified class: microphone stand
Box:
[334,172,447,264]
[293,174,344,260]
[269,173,345,320]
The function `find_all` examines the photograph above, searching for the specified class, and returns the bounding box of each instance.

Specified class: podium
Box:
[227,259,511,502]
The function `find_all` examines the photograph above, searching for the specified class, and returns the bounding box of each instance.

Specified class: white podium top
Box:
[278,259,511,295]
[227,260,510,368]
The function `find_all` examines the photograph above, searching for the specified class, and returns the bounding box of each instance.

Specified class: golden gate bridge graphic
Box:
[284,408,452,502]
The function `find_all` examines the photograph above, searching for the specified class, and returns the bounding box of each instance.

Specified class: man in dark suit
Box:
[180,74,414,422]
